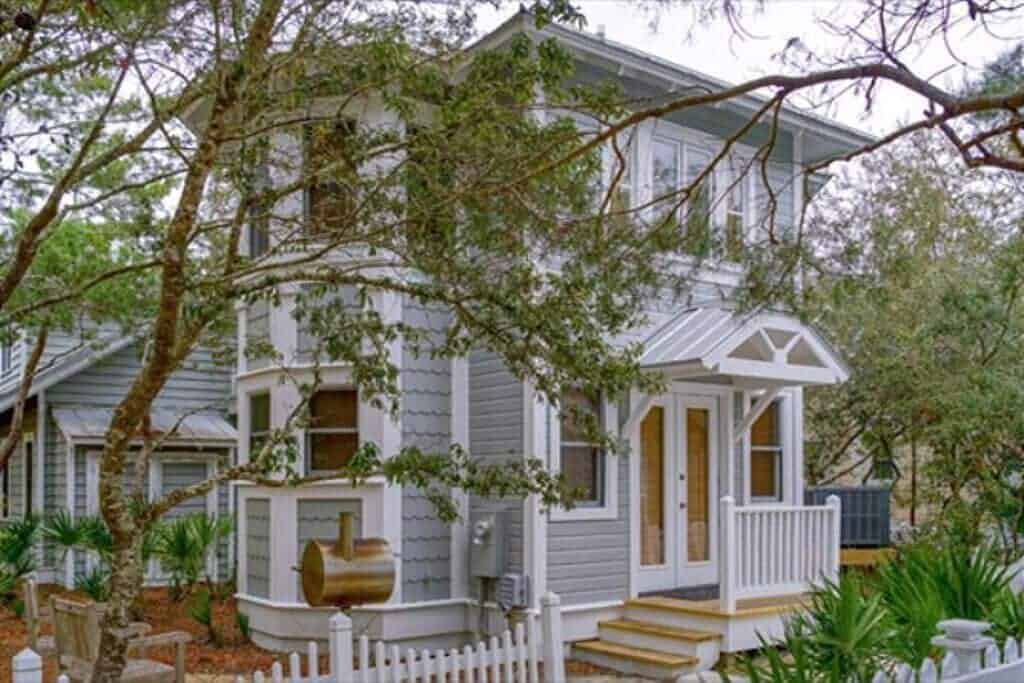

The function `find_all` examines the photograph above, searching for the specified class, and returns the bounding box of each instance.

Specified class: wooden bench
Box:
[50,596,191,683]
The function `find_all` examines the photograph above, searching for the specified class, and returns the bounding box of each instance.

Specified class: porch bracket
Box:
[732,387,782,444]
[622,393,656,436]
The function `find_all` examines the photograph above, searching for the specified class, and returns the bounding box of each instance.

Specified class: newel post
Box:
[826,495,842,583]
[329,611,354,682]
[541,592,566,683]
[932,619,994,676]
[719,496,737,613]
[12,648,43,683]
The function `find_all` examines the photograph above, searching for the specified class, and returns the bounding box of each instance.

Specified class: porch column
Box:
[719,496,737,613]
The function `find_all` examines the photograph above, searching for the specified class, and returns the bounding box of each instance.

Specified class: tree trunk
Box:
[91,540,145,682]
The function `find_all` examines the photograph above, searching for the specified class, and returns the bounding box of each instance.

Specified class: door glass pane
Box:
[640,407,665,566]
[687,408,710,562]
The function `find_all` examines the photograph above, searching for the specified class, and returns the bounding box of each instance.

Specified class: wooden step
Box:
[599,619,720,643]
[573,639,699,667]
[627,593,808,617]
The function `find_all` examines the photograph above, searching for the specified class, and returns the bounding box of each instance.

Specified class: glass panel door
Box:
[677,395,718,587]
[640,406,666,566]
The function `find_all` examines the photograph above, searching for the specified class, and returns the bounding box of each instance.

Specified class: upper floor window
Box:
[249,393,270,457]
[248,214,270,258]
[750,399,783,501]
[307,389,359,473]
[650,136,715,255]
[245,301,271,370]
[559,388,605,507]
[304,119,357,237]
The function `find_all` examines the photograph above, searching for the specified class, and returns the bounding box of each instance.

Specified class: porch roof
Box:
[52,407,237,445]
[638,306,849,387]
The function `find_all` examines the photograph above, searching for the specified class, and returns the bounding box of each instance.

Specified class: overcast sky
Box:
[475,1,1014,136]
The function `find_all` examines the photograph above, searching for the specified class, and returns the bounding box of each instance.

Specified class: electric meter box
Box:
[469,510,509,579]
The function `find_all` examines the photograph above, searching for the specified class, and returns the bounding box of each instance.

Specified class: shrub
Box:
[236,611,251,642]
[190,589,220,646]
[75,565,112,602]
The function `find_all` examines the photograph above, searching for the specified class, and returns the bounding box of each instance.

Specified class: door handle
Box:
[679,502,686,510]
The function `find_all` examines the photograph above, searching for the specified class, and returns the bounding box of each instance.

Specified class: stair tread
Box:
[627,593,808,617]
[574,639,699,667]
[600,619,720,643]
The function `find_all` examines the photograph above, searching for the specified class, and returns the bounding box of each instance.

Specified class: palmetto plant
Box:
[153,514,232,598]
[873,545,949,668]
[0,515,39,576]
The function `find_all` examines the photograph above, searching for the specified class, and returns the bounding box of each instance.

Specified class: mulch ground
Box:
[0,583,620,680]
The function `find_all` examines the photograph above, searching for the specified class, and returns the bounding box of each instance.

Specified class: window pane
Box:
[310,390,358,429]
[561,445,602,504]
[652,139,678,225]
[687,408,710,562]
[309,432,359,471]
[640,407,665,566]
[751,451,779,498]
[306,120,357,235]
[751,402,780,447]
[559,388,599,443]
[684,148,713,256]
[250,394,270,432]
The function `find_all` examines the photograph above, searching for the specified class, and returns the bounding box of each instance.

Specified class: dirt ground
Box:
[0,583,618,680]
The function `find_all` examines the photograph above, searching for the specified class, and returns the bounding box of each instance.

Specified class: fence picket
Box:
[436,648,448,683]
[917,657,937,683]
[289,652,301,683]
[489,635,501,682]
[375,642,387,683]
[391,645,402,682]
[406,648,419,683]
[514,622,527,683]
[1006,638,1022,662]
[271,661,283,683]
[870,672,888,683]
[502,629,515,682]
[983,643,1001,668]
[309,641,320,683]
[463,644,476,683]
[254,671,265,683]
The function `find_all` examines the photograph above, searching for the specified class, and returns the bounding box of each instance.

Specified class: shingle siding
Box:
[400,297,452,603]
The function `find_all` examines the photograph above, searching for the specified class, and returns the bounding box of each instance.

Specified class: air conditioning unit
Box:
[497,573,530,610]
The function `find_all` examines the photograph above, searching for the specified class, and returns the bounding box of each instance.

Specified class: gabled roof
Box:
[0,334,138,415]
[472,12,875,166]
[52,406,236,445]
[639,306,848,386]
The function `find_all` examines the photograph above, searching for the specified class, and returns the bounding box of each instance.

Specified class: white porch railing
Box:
[719,495,842,613]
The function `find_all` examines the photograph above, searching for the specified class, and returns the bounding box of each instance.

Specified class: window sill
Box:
[549,503,618,522]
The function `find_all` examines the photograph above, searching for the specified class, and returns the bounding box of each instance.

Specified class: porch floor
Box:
[628,592,810,617]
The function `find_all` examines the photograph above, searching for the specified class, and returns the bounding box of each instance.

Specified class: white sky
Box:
[475,1,1015,136]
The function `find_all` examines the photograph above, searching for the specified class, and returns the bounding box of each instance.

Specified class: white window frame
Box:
[744,391,794,504]
[550,395,619,522]
[650,134,682,225]
[0,342,12,376]
[248,391,271,457]
[304,387,360,475]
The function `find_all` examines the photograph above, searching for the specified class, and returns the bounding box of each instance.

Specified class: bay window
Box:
[307,389,359,473]
[249,393,270,457]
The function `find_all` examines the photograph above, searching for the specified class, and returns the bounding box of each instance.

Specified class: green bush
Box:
[236,611,251,642]
[75,565,112,602]
[190,589,220,646]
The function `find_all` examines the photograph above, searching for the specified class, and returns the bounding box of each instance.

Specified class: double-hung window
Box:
[306,389,359,473]
[249,393,270,458]
[305,119,358,237]
[651,137,680,229]
[750,400,784,501]
[0,344,12,376]
[559,388,605,507]
[719,154,751,260]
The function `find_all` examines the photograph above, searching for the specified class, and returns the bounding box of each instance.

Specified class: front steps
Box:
[571,593,807,679]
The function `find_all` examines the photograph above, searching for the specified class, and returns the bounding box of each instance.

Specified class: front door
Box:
[637,393,720,592]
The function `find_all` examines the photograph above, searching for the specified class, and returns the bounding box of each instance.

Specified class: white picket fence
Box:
[12,592,566,683]
[869,621,1024,683]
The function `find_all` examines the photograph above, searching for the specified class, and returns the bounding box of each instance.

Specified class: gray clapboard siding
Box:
[0,339,24,395]
[245,498,271,599]
[468,349,525,576]
[546,443,631,606]
[400,297,452,603]
[47,344,231,412]
[160,462,209,520]
[295,498,362,603]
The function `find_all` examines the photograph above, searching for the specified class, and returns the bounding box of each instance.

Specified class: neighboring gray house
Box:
[0,331,236,586]
[0,13,871,677]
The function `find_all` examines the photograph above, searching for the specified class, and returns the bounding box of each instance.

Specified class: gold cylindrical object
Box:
[300,512,396,608]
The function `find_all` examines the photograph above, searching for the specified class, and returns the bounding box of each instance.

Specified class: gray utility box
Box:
[470,510,509,579]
